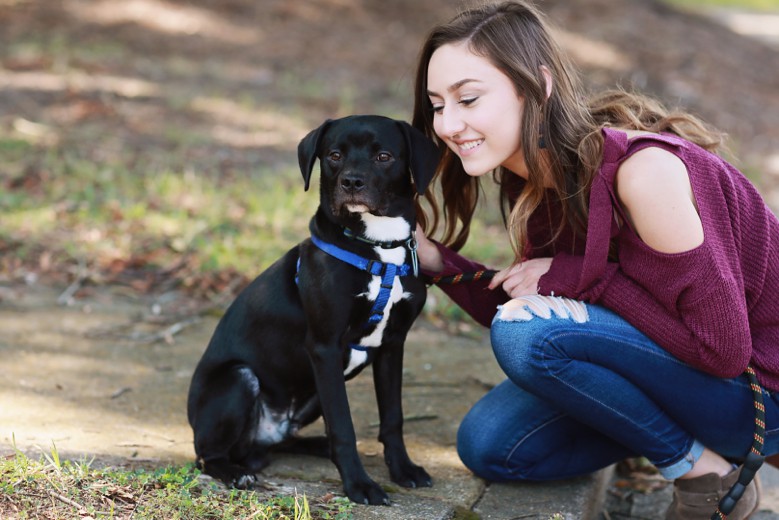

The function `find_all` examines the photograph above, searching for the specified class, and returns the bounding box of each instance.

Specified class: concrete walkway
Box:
[0,284,607,519]
[5,284,779,519]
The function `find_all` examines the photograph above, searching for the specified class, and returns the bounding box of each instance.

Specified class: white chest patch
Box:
[343,214,414,377]
[256,401,293,445]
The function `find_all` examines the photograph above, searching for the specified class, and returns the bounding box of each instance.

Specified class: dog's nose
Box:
[340,175,365,192]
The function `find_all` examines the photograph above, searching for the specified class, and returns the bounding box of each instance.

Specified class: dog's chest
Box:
[343,217,412,377]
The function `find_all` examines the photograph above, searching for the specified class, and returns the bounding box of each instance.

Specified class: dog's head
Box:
[297,115,439,224]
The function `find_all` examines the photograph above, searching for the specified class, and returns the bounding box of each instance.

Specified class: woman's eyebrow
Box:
[427,78,482,97]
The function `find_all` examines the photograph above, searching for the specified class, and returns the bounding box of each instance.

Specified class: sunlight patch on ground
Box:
[552,28,631,71]
[709,10,779,47]
[768,153,779,177]
[11,117,58,145]
[64,0,260,46]
[723,12,779,37]
[0,390,193,463]
[191,96,309,149]
[0,70,159,98]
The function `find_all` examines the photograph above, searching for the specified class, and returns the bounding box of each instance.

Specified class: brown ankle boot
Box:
[665,466,760,520]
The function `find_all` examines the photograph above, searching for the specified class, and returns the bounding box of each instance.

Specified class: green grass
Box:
[0,142,319,281]
[0,444,353,519]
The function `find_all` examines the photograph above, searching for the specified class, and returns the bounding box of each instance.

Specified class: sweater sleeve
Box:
[423,241,510,328]
[538,250,752,378]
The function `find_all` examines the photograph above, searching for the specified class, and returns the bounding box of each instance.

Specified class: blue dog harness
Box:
[296,230,417,352]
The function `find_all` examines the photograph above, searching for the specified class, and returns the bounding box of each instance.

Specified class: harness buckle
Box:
[407,232,419,277]
[366,259,386,277]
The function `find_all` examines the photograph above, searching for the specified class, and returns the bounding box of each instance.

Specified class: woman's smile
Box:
[427,41,528,178]
[457,138,484,154]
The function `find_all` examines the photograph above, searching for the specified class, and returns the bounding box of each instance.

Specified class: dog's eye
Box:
[376,152,393,162]
[327,151,342,161]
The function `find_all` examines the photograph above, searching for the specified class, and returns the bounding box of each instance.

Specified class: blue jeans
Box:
[457,296,779,481]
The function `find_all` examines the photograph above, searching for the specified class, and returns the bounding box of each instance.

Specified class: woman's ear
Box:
[540,65,553,100]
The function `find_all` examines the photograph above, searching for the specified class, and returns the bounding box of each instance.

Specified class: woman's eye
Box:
[377,152,393,162]
[459,97,478,106]
[430,104,444,114]
[328,151,342,161]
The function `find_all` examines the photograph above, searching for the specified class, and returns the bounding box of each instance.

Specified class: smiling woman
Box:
[410,2,779,519]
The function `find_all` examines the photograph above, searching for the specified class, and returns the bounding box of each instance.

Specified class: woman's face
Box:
[427,41,528,178]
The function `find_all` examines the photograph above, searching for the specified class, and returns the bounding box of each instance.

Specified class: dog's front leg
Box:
[373,340,432,488]
[308,341,390,505]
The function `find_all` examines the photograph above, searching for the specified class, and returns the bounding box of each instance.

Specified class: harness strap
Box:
[297,234,414,352]
[343,227,420,277]
[309,235,411,277]
[368,262,397,324]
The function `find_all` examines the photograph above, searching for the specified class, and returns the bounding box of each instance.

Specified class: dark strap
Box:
[578,128,627,292]
[713,366,765,519]
[428,269,497,285]
[343,227,407,249]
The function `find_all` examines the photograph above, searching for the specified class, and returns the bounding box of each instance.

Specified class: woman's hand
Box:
[488,258,553,298]
[415,223,444,273]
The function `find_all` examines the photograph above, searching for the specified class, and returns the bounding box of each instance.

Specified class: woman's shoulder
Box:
[600,127,687,165]
[610,131,703,255]
[611,129,688,188]
[602,128,687,181]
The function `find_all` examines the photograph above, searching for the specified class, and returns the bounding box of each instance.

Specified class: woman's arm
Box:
[416,225,510,327]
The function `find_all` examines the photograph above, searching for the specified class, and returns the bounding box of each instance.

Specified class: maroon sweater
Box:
[429,128,779,390]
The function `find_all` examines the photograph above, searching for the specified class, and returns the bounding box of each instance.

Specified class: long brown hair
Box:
[412,0,724,261]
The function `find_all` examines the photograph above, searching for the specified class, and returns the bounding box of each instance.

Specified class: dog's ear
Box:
[396,121,440,195]
[298,119,333,191]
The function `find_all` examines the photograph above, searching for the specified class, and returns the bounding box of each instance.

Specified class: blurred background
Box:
[0,4,778,516]
[1,0,778,304]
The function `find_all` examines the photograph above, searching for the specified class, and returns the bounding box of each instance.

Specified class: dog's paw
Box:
[231,474,258,490]
[343,478,390,505]
[390,463,432,489]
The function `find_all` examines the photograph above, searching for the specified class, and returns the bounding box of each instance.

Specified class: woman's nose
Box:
[437,106,466,138]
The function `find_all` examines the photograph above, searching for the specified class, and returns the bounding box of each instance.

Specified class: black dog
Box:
[187,115,439,505]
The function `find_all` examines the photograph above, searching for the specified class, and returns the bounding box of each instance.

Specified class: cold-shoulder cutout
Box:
[615,145,704,255]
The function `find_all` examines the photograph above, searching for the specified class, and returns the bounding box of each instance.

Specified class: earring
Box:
[538,122,546,149]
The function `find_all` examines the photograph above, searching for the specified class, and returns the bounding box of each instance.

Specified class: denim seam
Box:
[502,413,567,478]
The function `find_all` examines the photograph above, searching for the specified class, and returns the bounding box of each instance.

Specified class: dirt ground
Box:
[1,0,779,517]
[1,0,778,181]
[0,282,505,464]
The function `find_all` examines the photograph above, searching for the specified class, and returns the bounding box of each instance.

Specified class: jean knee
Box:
[457,407,504,480]
[490,315,549,387]
[490,320,535,385]
[490,296,589,385]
